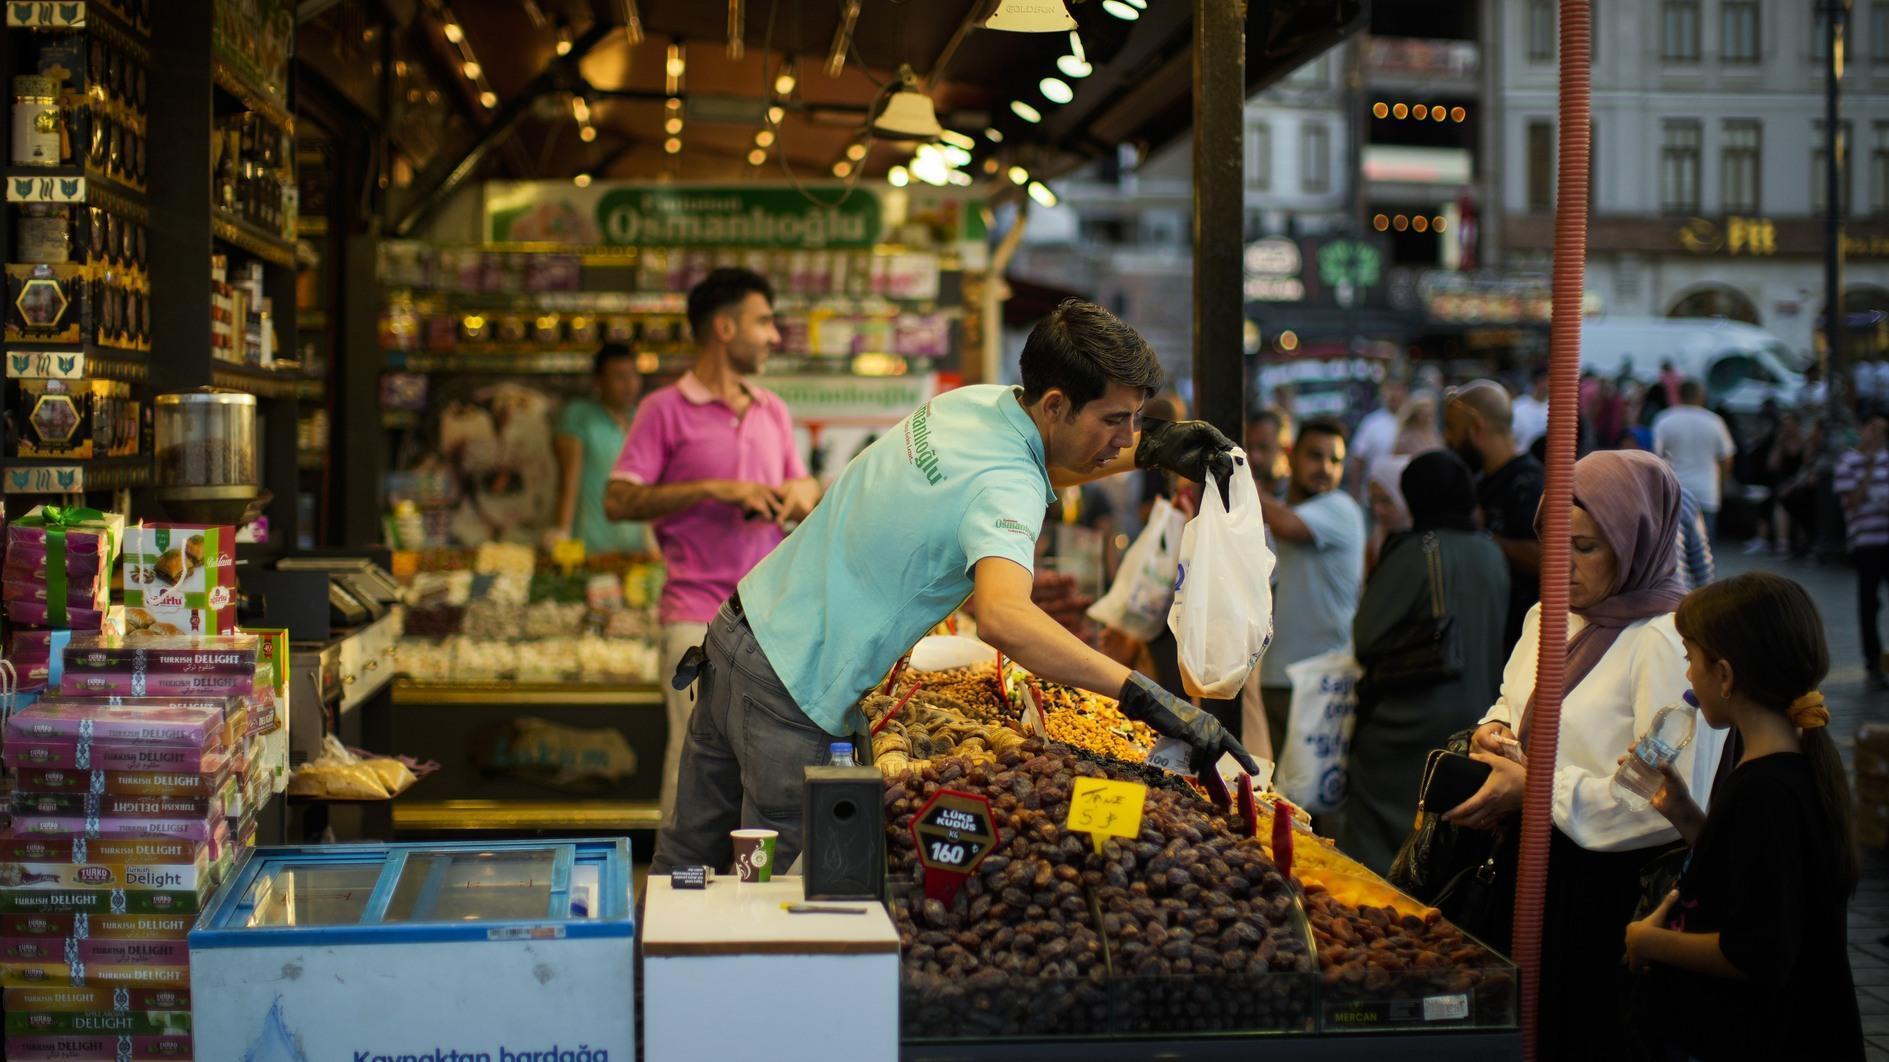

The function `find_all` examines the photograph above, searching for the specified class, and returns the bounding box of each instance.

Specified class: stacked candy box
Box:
[3,507,126,689]
[0,698,237,1061]
[120,524,238,637]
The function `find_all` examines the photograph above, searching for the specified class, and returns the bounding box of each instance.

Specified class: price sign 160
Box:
[910,789,1001,903]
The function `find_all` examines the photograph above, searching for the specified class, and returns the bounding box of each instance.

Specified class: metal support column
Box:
[149,0,216,393]
[1192,0,1247,437]
[1825,0,1850,432]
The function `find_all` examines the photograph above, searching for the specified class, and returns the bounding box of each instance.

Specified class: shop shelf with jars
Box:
[7,2,152,42]
[211,208,295,269]
[209,359,313,401]
[8,21,151,192]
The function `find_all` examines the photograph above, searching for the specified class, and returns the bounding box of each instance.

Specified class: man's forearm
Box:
[1641,929,1744,980]
[978,593,1131,698]
[1258,493,1314,542]
[604,479,719,522]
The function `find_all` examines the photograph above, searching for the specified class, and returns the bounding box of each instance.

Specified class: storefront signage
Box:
[1065,778,1147,853]
[1243,238,1306,302]
[911,789,999,904]
[1317,238,1383,307]
[1678,216,1778,256]
[484,182,883,250]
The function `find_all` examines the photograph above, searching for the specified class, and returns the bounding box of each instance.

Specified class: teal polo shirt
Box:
[556,397,648,555]
[739,385,1056,735]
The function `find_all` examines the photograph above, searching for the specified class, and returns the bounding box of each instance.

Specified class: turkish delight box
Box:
[4,985,192,1012]
[11,780,233,822]
[0,835,214,866]
[1,936,189,966]
[1,914,195,940]
[6,702,227,750]
[4,738,228,774]
[6,1009,191,1036]
[0,854,215,892]
[119,524,237,635]
[3,1032,193,1060]
[0,958,193,987]
[0,888,206,915]
[6,807,225,843]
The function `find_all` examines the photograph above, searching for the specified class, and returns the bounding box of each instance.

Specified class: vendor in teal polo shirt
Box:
[653,299,1259,874]
[547,342,648,556]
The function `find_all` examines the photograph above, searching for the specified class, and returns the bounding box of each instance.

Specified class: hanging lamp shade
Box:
[872,66,943,139]
[983,0,1077,32]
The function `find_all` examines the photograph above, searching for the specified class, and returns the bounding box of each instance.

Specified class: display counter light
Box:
[873,65,944,139]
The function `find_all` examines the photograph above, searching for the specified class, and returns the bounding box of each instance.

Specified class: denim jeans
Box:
[650,600,846,875]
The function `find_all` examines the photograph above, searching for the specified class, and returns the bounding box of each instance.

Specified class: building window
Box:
[1528,0,1555,61]
[1874,3,1889,62]
[1287,53,1332,86]
[1662,0,1701,60]
[1813,120,1853,216]
[1302,122,1331,194]
[1246,122,1272,192]
[1661,120,1703,214]
[1527,119,1554,212]
[1721,121,1762,213]
[1722,0,1760,62]
[1874,123,1889,217]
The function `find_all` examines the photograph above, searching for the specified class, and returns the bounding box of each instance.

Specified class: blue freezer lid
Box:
[190,838,634,949]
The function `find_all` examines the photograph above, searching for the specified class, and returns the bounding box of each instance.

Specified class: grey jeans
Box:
[649,599,846,875]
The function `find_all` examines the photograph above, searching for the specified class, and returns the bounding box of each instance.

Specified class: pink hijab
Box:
[1531,450,1687,709]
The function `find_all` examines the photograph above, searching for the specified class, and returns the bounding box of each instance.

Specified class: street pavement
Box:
[1712,547,1889,1058]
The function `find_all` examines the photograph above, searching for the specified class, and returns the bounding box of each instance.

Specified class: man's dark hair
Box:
[594,342,637,377]
[1018,298,1163,411]
[1679,379,1705,404]
[687,267,775,341]
[1248,408,1284,433]
[1297,415,1348,445]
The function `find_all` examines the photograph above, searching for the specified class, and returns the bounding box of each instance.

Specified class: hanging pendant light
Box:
[872,65,943,139]
[983,0,1077,32]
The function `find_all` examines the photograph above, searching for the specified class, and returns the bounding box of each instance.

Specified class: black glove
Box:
[1117,672,1261,778]
[1136,417,1237,504]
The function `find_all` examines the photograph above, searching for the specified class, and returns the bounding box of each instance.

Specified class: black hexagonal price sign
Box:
[911,789,1000,904]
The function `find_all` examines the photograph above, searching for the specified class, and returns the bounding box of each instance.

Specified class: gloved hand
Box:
[1117,671,1261,778]
[1136,418,1237,505]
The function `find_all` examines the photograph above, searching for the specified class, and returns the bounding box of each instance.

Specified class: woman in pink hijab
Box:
[1446,450,1729,1059]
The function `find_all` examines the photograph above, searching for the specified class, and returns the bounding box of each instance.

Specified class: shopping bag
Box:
[1274,647,1363,814]
[1087,496,1186,642]
[1167,455,1276,699]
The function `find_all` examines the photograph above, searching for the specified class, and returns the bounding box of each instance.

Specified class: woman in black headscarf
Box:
[1334,450,1511,875]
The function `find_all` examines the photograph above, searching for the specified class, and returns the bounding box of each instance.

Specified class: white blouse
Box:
[1479,604,1729,853]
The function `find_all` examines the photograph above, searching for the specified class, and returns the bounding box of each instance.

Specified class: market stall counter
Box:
[643,874,900,1062]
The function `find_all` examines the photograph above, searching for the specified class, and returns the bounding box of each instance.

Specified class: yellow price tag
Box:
[1065,777,1147,854]
[551,537,586,576]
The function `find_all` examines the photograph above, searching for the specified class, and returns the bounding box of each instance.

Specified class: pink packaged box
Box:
[6,704,225,749]
[59,634,258,675]
[3,740,226,774]
[58,667,257,699]
[2,550,106,583]
[4,602,105,630]
[1,579,107,611]
[34,696,250,749]
[5,808,223,842]
[4,1034,193,1060]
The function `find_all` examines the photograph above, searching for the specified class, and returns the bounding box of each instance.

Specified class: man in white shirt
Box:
[1652,380,1736,537]
[1510,367,1549,453]
[1348,378,1405,501]
[1250,416,1366,752]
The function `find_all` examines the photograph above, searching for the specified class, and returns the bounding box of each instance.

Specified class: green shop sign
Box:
[484,182,882,250]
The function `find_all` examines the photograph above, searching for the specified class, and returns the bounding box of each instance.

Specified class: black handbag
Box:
[1387,727,1516,954]
[1358,533,1463,703]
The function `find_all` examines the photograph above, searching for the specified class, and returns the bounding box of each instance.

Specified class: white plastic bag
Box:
[1274,647,1363,814]
[1167,455,1276,698]
[1087,496,1186,642]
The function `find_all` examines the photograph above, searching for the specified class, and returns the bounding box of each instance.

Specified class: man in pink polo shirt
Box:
[605,267,819,827]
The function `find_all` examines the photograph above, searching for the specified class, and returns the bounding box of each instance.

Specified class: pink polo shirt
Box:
[612,371,807,624]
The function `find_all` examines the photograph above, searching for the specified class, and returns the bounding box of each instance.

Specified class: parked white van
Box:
[1578,317,1803,414]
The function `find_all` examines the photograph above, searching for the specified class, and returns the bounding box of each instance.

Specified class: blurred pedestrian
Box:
[1364,453,1413,575]
[1836,413,1889,691]
[1511,366,1550,453]
[1339,451,1508,875]
[1350,378,1406,500]
[1446,380,1545,654]
[1395,391,1445,456]
[1249,417,1366,750]
[1245,407,1292,499]
[1653,380,1736,537]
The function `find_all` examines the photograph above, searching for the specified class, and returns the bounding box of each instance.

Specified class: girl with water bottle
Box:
[1624,572,1863,1059]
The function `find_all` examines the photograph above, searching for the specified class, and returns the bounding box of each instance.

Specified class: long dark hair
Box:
[1675,573,1857,894]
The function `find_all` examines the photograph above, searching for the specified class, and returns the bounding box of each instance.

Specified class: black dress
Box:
[1634,753,1864,1060]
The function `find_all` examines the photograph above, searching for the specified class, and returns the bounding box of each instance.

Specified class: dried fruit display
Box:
[885,739,1316,1038]
[1033,681,1156,764]
[866,692,1025,777]
[1302,880,1516,1030]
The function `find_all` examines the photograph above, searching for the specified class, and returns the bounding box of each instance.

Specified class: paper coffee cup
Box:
[731,829,779,883]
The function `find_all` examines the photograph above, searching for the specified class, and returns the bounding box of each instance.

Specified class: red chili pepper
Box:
[1270,796,1295,881]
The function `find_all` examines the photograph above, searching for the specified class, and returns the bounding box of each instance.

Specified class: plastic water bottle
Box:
[826,741,857,766]
[1611,692,1700,812]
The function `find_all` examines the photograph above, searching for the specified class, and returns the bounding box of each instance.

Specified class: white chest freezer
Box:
[189,839,634,1061]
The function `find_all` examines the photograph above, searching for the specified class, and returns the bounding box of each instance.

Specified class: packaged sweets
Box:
[4,985,193,1012]
[11,763,234,801]
[3,1032,193,1059]
[1,914,195,940]
[0,852,214,892]
[6,702,227,749]
[5,507,123,568]
[6,807,224,842]
[119,524,237,635]
[4,738,228,773]
[10,785,230,822]
[0,836,210,865]
[3,601,106,631]
[6,1008,191,1035]
[59,633,259,674]
[1,935,189,965]
[0,887,208,916]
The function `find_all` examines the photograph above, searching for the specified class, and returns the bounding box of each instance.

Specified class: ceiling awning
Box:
[296,0,1362,233]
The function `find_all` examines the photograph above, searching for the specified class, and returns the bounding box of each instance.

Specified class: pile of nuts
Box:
[1035,681,1155,764]
[886,739,1316,1037]
[1302,881,1515,1023]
